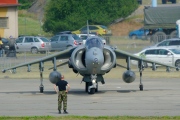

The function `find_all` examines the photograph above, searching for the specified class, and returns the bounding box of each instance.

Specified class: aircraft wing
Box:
[48,61,69,70]
[114,48,176,68]
[2,48,75,72]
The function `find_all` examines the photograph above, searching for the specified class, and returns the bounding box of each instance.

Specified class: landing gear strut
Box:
[39,62,44,93]
[138,60,143,91]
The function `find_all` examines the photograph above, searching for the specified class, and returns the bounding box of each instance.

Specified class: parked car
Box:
[129,28,149,40]
[76,34,95,40]
[15,36,50,54]
[131,47,180,69]
[50,33,82,51]
[149,38,180,49]
[72,25,112,36]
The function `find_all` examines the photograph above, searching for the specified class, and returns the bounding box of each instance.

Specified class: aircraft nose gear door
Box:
[88,74,97,94]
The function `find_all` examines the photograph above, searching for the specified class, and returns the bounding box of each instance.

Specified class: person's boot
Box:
[63,110,68,114]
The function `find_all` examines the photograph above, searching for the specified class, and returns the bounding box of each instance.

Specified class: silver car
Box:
[15,36,50,54]
[150,38,180,49]
[131,47,180,70]
[50,33,82,51]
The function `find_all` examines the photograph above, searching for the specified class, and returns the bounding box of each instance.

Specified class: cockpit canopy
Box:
[85,36,104,49]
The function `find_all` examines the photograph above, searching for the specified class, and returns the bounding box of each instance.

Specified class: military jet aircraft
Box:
[2,36,177,94]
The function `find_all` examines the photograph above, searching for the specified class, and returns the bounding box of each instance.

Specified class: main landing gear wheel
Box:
[95,82,98,92]
[85,82,88,92]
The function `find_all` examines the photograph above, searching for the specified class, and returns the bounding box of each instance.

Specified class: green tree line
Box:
[43,0,138,34]
[18,0,36,9]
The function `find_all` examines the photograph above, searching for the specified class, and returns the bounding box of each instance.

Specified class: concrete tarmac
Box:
[0,78,180,116]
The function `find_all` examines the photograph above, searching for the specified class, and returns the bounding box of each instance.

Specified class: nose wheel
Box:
[85,74,98,94]
[88,87,95,94]
[85,82,97,94]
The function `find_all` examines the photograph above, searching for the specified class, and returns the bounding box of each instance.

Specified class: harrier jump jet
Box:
[2,36,176,94]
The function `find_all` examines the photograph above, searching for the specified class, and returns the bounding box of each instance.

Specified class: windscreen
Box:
[72,34,81,40]
[85,37,103,49]
[100,25,107,29]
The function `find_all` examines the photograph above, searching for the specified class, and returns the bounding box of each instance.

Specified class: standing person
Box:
[54,75,70,114]
[0,37,3,57]
[7,38,17,57]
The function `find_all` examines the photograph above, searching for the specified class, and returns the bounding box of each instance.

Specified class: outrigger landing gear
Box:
[39,62,44,93]
[39,70,44,93]
[138,60,143,91]
[139,71,143,91]
[40,85,44,93]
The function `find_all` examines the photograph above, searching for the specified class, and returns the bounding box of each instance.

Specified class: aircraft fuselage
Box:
[85,47,104,74]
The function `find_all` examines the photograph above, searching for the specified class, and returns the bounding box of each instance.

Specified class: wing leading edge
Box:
[2,48,75,72]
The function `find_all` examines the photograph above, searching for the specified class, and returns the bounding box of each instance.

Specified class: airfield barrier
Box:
[0,55,70,74]
[0,36,149,71]
[3,35,176,71]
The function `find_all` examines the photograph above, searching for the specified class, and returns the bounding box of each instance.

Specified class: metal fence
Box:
[0,54,71,73]
[0,35,179,71]
[149,35,178,44]
[0,36,145,71]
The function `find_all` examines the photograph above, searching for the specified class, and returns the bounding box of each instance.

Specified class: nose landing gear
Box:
[85,74,98,94]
